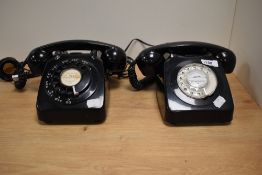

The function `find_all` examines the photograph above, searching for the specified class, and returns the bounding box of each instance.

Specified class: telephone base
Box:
[156,85,233,125]
[37,107,106,124]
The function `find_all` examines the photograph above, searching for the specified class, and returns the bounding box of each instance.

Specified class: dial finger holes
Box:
[81,65,87,71]
[177,63,218,99]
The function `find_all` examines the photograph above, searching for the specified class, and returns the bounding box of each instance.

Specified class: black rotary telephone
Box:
[128,41,236,125]
[0,40,126,123]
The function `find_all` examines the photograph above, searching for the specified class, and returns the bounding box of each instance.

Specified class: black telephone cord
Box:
[122,38,157,90]
[124,38,154,52]
[127,59,156,90]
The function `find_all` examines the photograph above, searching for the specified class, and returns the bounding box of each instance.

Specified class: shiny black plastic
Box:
[132,41,236,125]
[37,53,106,124]
[157,55,234,125]
[136,41,236,76]
[34,40,126,124]
[0,57,19,81]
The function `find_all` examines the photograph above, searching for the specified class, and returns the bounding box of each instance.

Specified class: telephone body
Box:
[0,40,126,124]
[128,41,236,124]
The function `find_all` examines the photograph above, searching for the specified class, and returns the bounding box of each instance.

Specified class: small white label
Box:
[86,96,104,108]
[213,96,226,108]
[60,68,81,87]
[201,59,218,67]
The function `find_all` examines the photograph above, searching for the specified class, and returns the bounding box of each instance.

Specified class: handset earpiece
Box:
[102,47,126,74]
[215,51,236,73]
[27,49,50,75]
[136,51,164,76]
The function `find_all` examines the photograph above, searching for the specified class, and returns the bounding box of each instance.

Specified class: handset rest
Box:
[136,41,236,75]
[26,40,126,75]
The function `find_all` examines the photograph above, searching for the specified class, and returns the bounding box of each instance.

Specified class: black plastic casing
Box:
[36,54,106,124]
[156,56,234,125]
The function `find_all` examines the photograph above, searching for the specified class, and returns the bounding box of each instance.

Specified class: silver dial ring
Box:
[177,63,218,99]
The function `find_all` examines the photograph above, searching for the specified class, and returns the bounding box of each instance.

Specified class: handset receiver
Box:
[137,41,236,74]
[0,40,127,90]
[26,40,127,75]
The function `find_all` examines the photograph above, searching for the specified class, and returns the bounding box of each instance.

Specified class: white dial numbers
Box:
[177,63,217,99]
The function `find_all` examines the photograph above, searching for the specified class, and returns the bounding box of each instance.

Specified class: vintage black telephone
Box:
[128,41,236,124]
[0,40,126,123]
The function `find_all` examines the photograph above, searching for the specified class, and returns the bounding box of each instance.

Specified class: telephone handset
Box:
[0,40,126,123]
[128,41,236,124]
[0,40,126,89]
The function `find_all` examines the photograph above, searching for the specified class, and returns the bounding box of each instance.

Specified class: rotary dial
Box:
[177,63,217,99]
[44,58,96,104]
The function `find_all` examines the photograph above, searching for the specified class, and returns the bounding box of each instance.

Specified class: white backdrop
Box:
[229,0,262,107]
[0,0,236,59]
